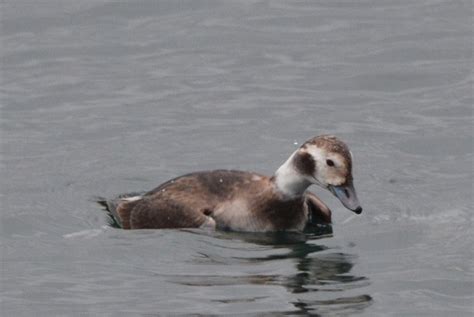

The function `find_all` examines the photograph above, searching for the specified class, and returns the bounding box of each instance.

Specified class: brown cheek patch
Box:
[293,152,316,176]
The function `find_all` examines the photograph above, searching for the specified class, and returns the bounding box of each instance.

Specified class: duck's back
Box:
[145,169,269,200]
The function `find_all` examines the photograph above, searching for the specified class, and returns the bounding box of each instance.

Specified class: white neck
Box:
[273,151,312,199]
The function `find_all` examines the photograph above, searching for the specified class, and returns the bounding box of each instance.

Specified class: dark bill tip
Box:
[328,183,362,214]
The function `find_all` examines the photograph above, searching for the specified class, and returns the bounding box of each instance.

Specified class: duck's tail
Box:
[96,192,145,229]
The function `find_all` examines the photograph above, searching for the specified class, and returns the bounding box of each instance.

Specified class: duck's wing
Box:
[127,195,215,229]
[99,192,214,229]
[305,192,332,224]
[109,170,264,229]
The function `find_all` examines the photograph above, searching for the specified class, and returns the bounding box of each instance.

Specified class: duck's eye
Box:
[326,159,335,167]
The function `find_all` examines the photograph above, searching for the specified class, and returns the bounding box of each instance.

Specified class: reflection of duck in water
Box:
[269,240,372,314]
[176,232,372,314]
[99,135,362,231]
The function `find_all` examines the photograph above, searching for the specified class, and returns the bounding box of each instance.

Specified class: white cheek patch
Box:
[305,147,328,185]
[305,147,348,186]
[307,147,325,163]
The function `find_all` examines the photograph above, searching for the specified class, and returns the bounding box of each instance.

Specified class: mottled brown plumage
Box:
[100,135,362,232]
[112,170,329,231]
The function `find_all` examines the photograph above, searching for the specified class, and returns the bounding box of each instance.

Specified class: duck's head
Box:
[275,135,362,214]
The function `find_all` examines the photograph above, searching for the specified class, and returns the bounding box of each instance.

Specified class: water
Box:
[1,0,472,316]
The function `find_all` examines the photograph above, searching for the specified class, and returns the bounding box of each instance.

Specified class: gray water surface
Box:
[1,1,473,316]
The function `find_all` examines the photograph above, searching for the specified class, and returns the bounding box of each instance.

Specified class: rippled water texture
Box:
[1,1,473,316]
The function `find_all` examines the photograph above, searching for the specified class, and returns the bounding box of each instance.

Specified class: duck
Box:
[99,135,362,231]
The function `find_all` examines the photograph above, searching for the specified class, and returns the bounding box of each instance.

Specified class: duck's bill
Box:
[328,183,362,214]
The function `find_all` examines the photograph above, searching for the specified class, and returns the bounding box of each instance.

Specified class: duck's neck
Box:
[273,151,312,199]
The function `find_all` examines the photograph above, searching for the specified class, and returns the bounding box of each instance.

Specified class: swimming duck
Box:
[99,135,362,231]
